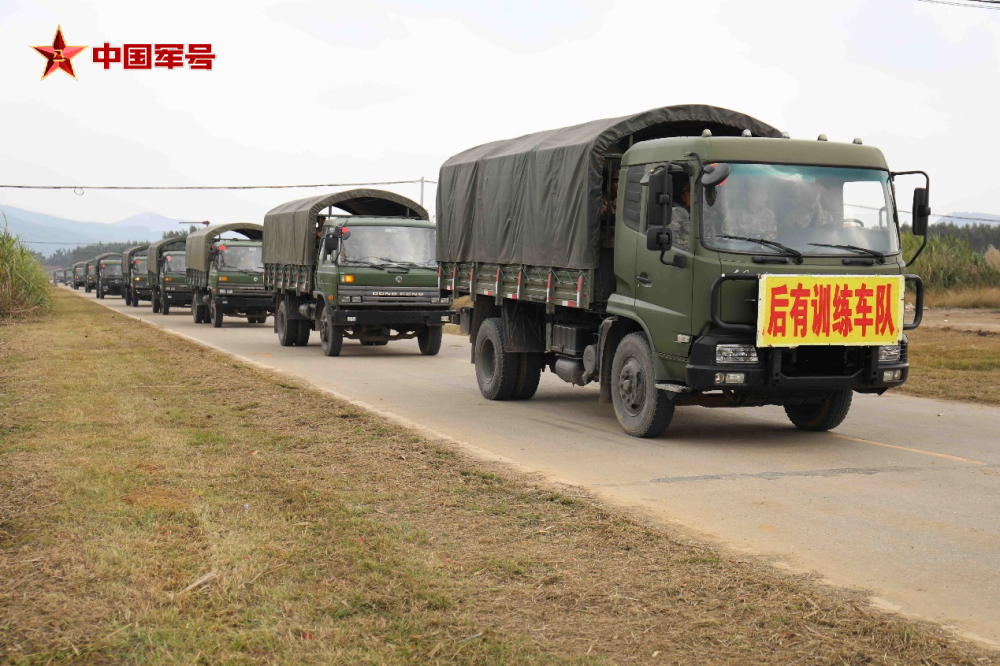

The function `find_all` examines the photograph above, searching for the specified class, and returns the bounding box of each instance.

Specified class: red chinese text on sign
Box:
[154,44,185,69]
[186,44,216,70]
[124,44,151,69]
[93,43,122,69]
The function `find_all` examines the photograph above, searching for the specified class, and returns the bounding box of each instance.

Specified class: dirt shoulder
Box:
[920,307,1000,334]
[2,291,997,665]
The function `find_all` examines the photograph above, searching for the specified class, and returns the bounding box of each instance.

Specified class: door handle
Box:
[636,275,652,287]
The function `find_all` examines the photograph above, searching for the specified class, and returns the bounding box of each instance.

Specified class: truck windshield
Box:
[134,259,147,273]
[339,226,436,268]
[164,254,187,272]
[701,164,899,257]
[217,245,264,272]
[102,264,122,276]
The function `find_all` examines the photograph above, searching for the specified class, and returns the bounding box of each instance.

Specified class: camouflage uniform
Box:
[728,206,778,240]
[669,206,691,251]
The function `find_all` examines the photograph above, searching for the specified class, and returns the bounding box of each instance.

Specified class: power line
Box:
[847,203,1000,223]
[916,0,1000,9]
[0,179,437,192]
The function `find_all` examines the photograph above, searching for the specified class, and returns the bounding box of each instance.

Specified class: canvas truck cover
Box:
[146,238,187,275]
[436,104,781,270]
[262,189,429,266]
[186,222,263,273]
[94,252,121,265]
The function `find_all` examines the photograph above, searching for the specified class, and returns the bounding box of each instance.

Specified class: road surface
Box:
[70,288,1000,646]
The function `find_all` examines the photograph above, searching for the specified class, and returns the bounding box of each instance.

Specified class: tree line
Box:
[44,226,198,267]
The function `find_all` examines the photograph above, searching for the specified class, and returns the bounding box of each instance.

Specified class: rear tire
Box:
[161,294,170,315]
[276,301,298,347]
[474,318,517,401]
[784,390,853,432]
[320,313,343,357]
[610,333,674,438]
[295,319,311,346]
[152,291,161,313]
[211,301,224,328]
[511,353,543,400]
[418,326,443,356]
[192,302,201,324]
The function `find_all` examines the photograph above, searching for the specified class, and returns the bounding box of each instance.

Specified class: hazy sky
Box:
[2,0,998,231]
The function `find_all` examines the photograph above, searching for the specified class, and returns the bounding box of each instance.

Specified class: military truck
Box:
[71,262,85,289]
[186,223,271,327]
[61,268,72,285]
[263,189,452,355]
[96,254,124,299]
[84,258,97,293]
[146,238,191,314]
[121,245,149,307]
[438,104,926,438]
[88,253,120,298]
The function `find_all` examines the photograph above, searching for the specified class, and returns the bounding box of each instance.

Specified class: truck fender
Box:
[597,316,646,404]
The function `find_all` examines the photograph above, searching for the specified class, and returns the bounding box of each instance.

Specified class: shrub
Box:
[0,226,52,319]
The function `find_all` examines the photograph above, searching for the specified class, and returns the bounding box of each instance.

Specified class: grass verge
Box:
[2,291,998,664]
[900,326,1000,404]
[0,226,51,320]
[922,287,1000,309]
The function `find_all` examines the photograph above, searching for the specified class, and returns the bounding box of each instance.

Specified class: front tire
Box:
[320,313,343,357]
[152,290,161,313]
[784,390,853,431]
[211,301,223,328]
[418,326,443,356]
[474,318,517,401]
[610,333,674,438]
[161,294,170,315]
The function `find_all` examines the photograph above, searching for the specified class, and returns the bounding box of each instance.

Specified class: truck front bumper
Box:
[102,281,124,295]
[331,308,454,327]
[164,289,193,305]
[684,331,909,395]
[214,294,273,312]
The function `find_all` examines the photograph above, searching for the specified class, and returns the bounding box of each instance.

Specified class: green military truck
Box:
[71,262,85,289]
[61,268,71,285]
[438,104,926,438]
[122,245,149,307]
[263,189,452,356]
[146,238,192,314]
[84,258,98,293]
[186,223,272,327]
[95,254,124,299]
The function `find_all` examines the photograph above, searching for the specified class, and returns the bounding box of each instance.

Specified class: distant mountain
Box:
[0,204,182,255]
[934,211,1000,227]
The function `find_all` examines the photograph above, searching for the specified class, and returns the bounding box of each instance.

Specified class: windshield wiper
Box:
[808,243,885,263]
[717,235,804,264]
[343,260,385,270]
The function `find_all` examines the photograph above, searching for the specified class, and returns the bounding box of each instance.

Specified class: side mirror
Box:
[702,163,731,188]
[911,187,930,236]
[330,226,351,240]
[646,226,673,252]
[643,168,673,231]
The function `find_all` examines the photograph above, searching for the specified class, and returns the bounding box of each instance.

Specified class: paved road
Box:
[70,288,1000,645]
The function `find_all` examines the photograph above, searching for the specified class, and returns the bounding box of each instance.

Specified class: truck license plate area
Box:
[778,346,864,378]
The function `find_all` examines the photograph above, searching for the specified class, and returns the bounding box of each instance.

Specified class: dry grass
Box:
[2,291,999,665]
[921,287,1000,309]
[900,326,1000,404]
[986,245,1000,272]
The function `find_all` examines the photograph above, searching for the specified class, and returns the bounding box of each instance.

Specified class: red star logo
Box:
[31,26,87,81]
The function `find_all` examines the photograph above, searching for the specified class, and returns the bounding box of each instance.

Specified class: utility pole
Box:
[420,177,425,207]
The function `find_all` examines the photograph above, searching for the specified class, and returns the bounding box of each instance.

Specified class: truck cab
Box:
[85,261,97,293]
[187,224,272,327]
[158,251,192,315]
[72,263,85,289]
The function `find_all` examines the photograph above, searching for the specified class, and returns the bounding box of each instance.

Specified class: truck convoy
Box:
[146,238,191,314]
[95,254,124,299]
[186,223,272,327]
[263,189,452,356]
[438,104,926,437]
[121,245,149,307]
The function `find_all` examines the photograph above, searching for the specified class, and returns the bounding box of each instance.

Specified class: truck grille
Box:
[338,285,436,305]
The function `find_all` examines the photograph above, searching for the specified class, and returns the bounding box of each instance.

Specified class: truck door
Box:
[633,164,695,360]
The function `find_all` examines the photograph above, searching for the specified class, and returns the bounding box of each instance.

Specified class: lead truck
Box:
[438,104,926,438]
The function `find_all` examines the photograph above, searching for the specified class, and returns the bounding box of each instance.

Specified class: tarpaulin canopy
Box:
[146,238,186,276]
[436,104,781,269]
[186,222,263,273]
[94,252,121,265]
[262,189,429,266]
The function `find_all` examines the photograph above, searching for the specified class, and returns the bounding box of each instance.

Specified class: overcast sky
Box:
[2,0,998,230]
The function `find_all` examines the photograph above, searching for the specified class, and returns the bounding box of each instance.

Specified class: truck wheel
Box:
[295,319,311,346]
[276,301,298,347]
[211,302,224,328]
[191,302,201,324]
[161,295,170,315]
[611,333,674,438]
[152,292,161,313]
[418,326,443,356]
[784,390,853,432]
[475,318,517,401]
[320,314,343,357]
[132,293,141,308]
[511,353,543,400]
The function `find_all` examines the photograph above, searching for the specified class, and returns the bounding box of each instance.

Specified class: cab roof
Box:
[623,136,889,170]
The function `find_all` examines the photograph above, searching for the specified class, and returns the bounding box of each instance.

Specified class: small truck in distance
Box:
[121,245,149,307]
[146,238,189,314]
[96,254,124,299]
[263,189,452,356]
[186,222,271,327]
[437,104,926,438]
[72,262,85,289]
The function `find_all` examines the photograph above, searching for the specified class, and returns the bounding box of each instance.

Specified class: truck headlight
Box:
[716,344,758,364]
[879,345,901,363]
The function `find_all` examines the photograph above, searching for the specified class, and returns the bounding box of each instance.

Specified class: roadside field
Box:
[900,325,1000,404]
[2,291,998,665]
